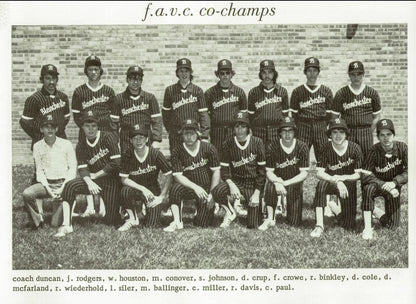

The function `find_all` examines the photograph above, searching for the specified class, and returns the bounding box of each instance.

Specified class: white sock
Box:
[316,207,324,228]
[171,204,182,223]
[86,195,94,210]
[62,201,71,226]
[266,206,274,221]
[363,211,372,230]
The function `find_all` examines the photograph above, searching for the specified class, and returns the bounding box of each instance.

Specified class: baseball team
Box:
[19,55,408,240]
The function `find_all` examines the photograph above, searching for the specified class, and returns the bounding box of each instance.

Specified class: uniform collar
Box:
[260,82,279,92]
[41,86,57,97]
[216,81,236,93]
[377,141,399,158]
[176,81,194,93]
[124,87,142,99]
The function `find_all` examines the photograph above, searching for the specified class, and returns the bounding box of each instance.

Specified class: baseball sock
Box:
[363,211,372,230]
[316,207,324,228]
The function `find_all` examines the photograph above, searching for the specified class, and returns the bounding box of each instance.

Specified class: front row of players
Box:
[24,111,407,240]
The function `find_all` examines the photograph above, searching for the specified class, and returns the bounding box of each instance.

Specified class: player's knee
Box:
[22,188,35,201]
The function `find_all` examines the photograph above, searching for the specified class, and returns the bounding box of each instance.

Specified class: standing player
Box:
[162,58,210,153]
[361,119,407,239]
[118,123,172,231]
[72,55,117,140]
[332,61,382,158]
[22,115,77,229]
[205,59,247,151]
[289,57,335,165]
[259,117,309,230]
[20,64,71,149]
[310,118,362,238]
[110,65,163,154]
[163,119,221,232]
[248,59,289,145]
[56,111,121,237]
[212,112,266,229]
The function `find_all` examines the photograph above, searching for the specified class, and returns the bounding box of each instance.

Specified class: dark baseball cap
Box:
[180,118,199,133]
[348,61,365,73]
[40,114,58,127]
[40,64,59,77]
[127,65,144,77]
[376,119,395,136]
[278,116,297,132]
[129,123,149,138]
[81,110,99,125]
[304,57,320,71]
[326,117,350,137]
[234,111,250,126]
[176,58,192,70]
[217,59,232,71]
[260,59,276,71]
[85,55,102,68]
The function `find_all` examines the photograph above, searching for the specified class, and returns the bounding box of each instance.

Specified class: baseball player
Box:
[118,123,172,231]
[248,60,290,145]
[361,119,407,240]
[72,55,117,140]
[332,61,382,158]
[110,65,163,154]
[22,114,77,229]
[310,118,362,238]
[56,111,121,237]
[20,64,71,149]
[289,57,335,165]
[205,59,247,152]
[163,118,221,232]
[162,58,210,153]
[211,112,266,229]
[259,117,309,230]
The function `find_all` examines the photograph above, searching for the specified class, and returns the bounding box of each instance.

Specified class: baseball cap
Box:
[278,116,297,132]
[40,64,59,77]
[176,58,192,70]
[127,65,144,77]
[81,110,99,125]
[348,61,365,73]
[40,114,58,127]
[376,119,395,136]
[180,118,199,133]
[85,55,102,68]
[304,57,320,71]
[234,111,250,126]
[129,123,149,138]
[217,59,232,71]
[260,60,276,71]
[326,117,349,137]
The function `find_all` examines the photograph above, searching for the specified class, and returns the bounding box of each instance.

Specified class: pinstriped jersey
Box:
[72,83,115,130]
[266,139,309,180]
[248,83,289,127]
[111,88,162,141]
[362,141,408,186]
[205,82,247,126]
[220,135,266,189]
[316,141,362,176]
[172,140,220,189]
[119,147,172,195]
[332,85,381,127]
[76,131,121,177]
[289,84,333,120]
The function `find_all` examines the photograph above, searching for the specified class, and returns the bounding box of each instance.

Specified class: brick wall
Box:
[11,24,408,165]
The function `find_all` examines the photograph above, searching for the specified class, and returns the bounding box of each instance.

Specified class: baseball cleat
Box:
[54,225,73,238]
[275,205,283,218]
[361,228,374,240]
[220,212,236,228]
[81,208,96,218]
[324,206,334,217]
[310,225,324,238]
[328,199,341,216]
[234,199,247,217]
[161,208,173,217]
[163,221,184,232]
[118,219,139,232]
[258,219,276,231]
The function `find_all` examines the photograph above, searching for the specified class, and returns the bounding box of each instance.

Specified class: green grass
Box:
[12,165,408,270]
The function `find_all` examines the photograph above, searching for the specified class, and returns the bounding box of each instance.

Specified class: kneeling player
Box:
[259,117,309,230]
[164,119,221,232]
[212,112,266,229]
[361,119,407,239]
[310,118,362,238]
[118,124,172,231]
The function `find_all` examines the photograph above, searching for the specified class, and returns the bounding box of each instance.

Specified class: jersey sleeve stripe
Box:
[299,167,309,172]
[247,110,255,114]
[119,173,129,177]
[372,110,382,115]
[220,162,229,167]
[110,114,120,119]
[162,106,171,111]
[64,113,71,118]
[316,166,325,172]
[110,154,121,159]
[361,169,373,175]
[163,170,173,176]
[354,169,362,173]
[331,110,340,115]
[78,164,88,169]
[172,172,183,176]
[282,109,290,113]
[198,108,208,112]
[72,109,80,113]
[210,166,221,171]
[266,167,274,172]
[21,115,33,120]
[151,113,162,118]
[257,161,266,165]
[288,109,298,113]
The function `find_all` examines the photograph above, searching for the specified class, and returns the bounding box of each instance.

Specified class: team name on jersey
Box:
[375,159,402,173]
[343,97,371,110]
[327,158,354,171]
[88,148,110,165]
[212,95,239,109]
[299,96,325,109]
[255,96,282,110]
[129,164,157,176]
[232,153,256,168]
[275,157,299,169]
[172,95,198,110]
[40,100,66,115]
[121,103,149,116]
[183,158,208,172]
[82,95,110,109]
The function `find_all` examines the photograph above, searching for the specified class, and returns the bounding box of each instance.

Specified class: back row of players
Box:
[20,56,407,239]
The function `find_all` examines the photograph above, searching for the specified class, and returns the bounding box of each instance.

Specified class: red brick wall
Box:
[12,24,408,165]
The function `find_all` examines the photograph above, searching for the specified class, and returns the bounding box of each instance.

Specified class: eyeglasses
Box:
[219,71,231,76]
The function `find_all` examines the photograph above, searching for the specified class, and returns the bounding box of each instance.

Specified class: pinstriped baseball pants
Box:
[296,120,329,164]
[210,126,233,155]
[252,126,280,146]
[349,126,373,159]
[120,186,162,228]
[362,184,401,229]
[168,131,183,154]
[314,180,358,230]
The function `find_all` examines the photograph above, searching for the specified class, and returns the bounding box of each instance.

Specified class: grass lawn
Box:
[12,165,408,270]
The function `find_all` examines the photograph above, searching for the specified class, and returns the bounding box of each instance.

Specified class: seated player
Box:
[56,111,121,237]
[310,118,362,238]
[164,119,221,232]
[361,119,407,240]
[259,117,309,230]
[118,123,172,231]
[22,115,77,229]
[212,112,266,229]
